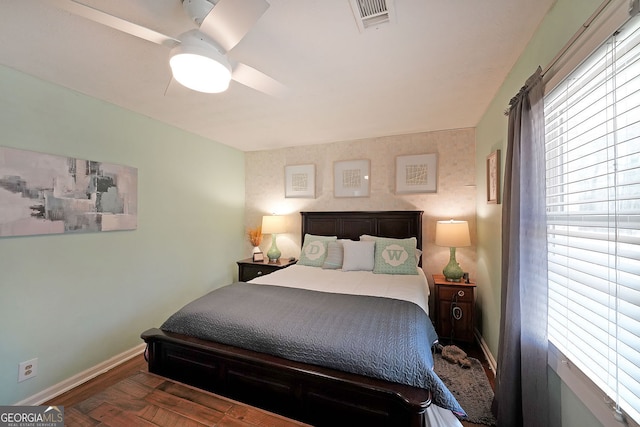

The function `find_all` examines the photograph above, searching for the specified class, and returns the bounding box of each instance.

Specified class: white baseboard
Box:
[15,343,146,406]
[475,329,497,376]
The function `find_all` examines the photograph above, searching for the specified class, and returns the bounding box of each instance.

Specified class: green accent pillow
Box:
[361,234,422,263]
[370,236,419,275]
[298,234,337,267]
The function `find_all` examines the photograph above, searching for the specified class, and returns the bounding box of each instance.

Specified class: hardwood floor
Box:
[45,354,147,408]
[45,340,496,426]
[45,355,309,426]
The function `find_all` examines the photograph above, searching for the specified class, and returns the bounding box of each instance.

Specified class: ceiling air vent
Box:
[349,0,396,32]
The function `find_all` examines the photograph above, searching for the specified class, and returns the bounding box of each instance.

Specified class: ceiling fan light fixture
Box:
[169,31,232,93]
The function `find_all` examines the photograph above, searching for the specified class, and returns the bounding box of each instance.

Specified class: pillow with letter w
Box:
[371,237,418,275]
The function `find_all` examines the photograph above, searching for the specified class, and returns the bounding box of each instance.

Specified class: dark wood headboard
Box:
[300,211,423,250]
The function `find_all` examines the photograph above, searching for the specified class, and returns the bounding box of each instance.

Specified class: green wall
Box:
[475,0,605,426]
[0,65,245,404]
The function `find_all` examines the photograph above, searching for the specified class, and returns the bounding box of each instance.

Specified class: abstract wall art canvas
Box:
[0,146,137,237]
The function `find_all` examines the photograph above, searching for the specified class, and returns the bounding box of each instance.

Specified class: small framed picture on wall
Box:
[487,150,500,204]
[333,159,370,198]
[285,164,315,198]
[395,153,438,194]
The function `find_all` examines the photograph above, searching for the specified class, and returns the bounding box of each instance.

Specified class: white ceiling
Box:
[0,0,555,151]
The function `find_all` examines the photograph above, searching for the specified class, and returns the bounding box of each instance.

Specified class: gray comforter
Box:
[160,282,465,416]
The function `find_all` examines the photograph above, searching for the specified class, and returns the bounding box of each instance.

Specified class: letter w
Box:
[386,249,404,260]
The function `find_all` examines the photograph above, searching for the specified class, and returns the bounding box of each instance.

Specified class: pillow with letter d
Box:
[298,234,337,267]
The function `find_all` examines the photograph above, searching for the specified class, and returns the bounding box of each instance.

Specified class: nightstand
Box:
[433,274,476,343]
[237,258,296,282]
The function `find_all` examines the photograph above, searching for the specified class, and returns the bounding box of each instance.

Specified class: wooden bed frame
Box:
[141,210,430,427]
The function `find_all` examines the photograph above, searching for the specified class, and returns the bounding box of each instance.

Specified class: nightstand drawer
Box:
[437,286,474,303]
[241,264,271,281]
[237,258,297,282]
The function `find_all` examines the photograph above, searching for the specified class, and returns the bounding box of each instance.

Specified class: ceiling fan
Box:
[49,0,285,96]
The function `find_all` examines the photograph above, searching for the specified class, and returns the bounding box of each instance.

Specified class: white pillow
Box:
[341,240,375,271]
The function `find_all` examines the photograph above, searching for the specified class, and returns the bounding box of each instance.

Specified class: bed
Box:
[141,211,464,427]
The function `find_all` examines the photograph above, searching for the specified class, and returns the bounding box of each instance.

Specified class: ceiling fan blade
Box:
[199,0,269,53]
[48,0,180,48]
[231,63,287,98]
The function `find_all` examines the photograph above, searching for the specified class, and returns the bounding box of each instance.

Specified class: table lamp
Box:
[261,215,286,263]
[435,219,471,282]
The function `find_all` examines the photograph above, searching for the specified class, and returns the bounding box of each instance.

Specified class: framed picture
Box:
[395,153,438,194]
[334,159,370,198]
[487,150,501,204]
[252,251,264,262]
[285,164,315,198]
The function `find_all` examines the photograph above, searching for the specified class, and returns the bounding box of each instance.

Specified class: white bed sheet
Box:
[249,264,431,316]
[428,404,465,427]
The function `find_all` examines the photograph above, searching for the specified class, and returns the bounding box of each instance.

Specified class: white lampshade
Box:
[169,31,232,94]
[261,215,286,235]
[435,220,471,248]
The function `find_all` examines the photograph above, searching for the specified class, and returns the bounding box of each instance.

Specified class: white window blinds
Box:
[544,13,640,425]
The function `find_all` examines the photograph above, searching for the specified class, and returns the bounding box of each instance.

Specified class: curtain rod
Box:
[541,0,614,77]
[504,0,624,115]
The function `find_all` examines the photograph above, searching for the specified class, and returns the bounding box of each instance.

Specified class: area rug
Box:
[433,353,497,426]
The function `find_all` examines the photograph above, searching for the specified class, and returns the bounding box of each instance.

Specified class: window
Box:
[544,14,640,425]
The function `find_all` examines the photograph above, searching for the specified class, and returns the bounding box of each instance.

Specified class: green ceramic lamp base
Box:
[267,233,281,262]
[442,247,464,282]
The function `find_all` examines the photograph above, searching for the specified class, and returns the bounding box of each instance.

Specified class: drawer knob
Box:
[256,270,263,276]
[457,290,465,297]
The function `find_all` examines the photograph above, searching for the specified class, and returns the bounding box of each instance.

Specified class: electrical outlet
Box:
[18,358,37,382]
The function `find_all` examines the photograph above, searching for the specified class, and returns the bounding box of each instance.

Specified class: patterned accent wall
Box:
[245,128,477,288]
